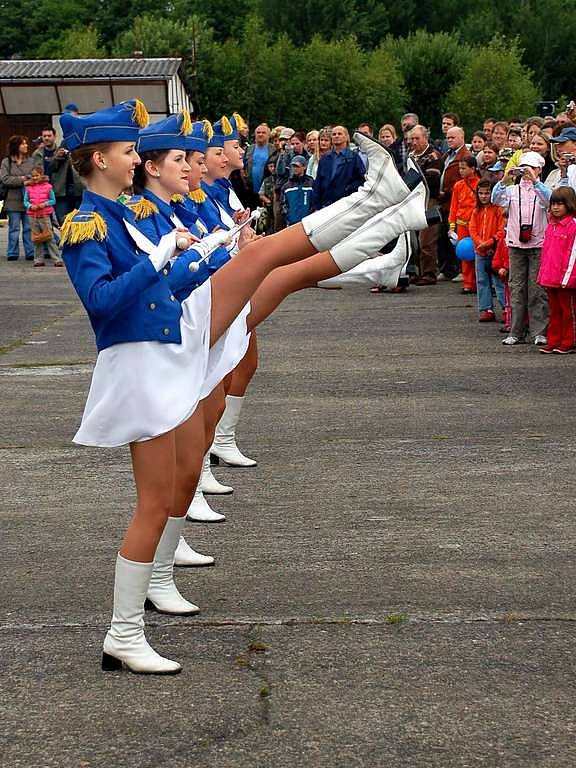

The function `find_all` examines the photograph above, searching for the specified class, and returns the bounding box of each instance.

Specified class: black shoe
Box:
[6,256,18,261]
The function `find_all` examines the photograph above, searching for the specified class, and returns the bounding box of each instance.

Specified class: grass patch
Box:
[384,613,407,625]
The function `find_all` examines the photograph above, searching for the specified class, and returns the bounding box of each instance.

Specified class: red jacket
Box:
[491,236,510,275]
[449,176,479,238]
[538,215,576,289]
[469,204,504,255]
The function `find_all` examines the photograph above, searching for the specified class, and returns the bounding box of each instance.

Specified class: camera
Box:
[560,152,576,164]
[510,166,527,177]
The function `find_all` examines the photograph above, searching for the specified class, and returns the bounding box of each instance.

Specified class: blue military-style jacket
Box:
[61,190,203,352]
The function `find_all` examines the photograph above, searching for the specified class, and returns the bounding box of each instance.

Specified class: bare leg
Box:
[210,225,315,344]
[228,333,258,397]
[120,432,176,563]
[172,403,207,518]
[202,384,226,449]
[247,251,340,330]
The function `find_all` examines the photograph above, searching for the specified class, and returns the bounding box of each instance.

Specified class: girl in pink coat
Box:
[537,187,576,353]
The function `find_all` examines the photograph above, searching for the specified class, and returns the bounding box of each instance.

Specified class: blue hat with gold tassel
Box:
[60,99,149,150]
[136,110,193,153]
[228,112,247,140]
[185,119,213,153]
[209,116,234,148]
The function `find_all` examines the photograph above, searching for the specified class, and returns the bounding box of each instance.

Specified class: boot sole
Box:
[144,599,200,616]
[102,652,182,675]
[174,560,215,568]
[185,515,226,524]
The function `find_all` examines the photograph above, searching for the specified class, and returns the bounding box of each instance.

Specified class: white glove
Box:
[148,232,179,271]
[448,230,459,246]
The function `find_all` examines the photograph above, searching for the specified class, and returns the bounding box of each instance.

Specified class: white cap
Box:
[518,151,545,168]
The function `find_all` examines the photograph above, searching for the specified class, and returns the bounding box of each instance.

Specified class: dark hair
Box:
[70,142,112,177]
[42,126,56,134]
[7,134,28,158]
[483,141,499,154]
[492,121,509,132]
[132,149,170,193]
[459,155,478,170]
[476,179,493,208]
[507,128,522,138]
[472,131,487,142]
[291,131,306,144]
[550,186,576,216]
[442,112,460,125]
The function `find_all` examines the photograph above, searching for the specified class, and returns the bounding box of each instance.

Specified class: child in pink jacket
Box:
[537,187,576,353]
[23,167,63,267]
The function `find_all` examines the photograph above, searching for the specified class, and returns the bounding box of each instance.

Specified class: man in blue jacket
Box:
[282,155,314,225]
[310,125,366,211]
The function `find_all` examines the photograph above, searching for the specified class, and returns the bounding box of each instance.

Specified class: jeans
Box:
[475,254,506,312]
[6,210,33,260]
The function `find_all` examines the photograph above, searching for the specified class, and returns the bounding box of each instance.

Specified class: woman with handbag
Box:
[23,166,63,266]
[0,135,36,261]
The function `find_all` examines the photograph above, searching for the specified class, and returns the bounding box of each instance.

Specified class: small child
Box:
[491,225,512,332]
[23,167,63,267]
[469,179,505,322]
[537,187,576,353]
[282,155,314,226]
[448,156,480,293]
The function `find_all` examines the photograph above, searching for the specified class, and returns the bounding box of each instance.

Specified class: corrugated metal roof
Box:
[0,58,182,81]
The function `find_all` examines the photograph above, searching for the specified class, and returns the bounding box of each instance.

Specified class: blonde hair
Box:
[378,124,397,141]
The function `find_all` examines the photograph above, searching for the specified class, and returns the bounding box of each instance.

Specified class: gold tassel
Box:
[171,193,185,203]
[233,112,247,132]
[221,115,232,136]
[202,119,214,141]
[125,197,159,220]
[60,210,107,245]
[189,188,207,203]
[132,99,150,128]
[180,110,192,135]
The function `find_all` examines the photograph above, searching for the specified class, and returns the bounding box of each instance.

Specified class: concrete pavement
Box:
[1,227,575,767]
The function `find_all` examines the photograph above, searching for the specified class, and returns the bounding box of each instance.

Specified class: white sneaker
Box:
[436,272,448,282]
[451,273,463,282]
[533,335,547,346]
[501,335,524,346]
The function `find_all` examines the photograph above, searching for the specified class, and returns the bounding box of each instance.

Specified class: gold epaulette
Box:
[124,197,159,220]
[171,194,185,203]
[60,210,107,245]
[189,189,207,204]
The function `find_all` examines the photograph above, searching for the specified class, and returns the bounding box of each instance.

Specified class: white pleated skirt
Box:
[73,281,250,448]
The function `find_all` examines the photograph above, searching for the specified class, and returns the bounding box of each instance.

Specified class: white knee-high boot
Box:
[200,451,233,494]
[210,395,256,467]
[145,517,200,615]
[186,485,226,522]
[174,536,215,567]
[328,184,435,273]
[102,554,181,674]
[301,132,422,253]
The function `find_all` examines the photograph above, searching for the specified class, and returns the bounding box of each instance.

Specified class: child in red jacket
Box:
[469,179,505,322]
[491,219,511,331]
[537,187,576,353]
[449,156,480,293]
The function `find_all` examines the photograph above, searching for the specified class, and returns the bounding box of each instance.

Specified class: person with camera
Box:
[33,127,83,224]
[491,151,551,346]
[547,127,576,191]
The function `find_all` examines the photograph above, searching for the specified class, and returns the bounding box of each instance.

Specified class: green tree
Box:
[381,30,471,134]
[112,14,194,58]
[446,36,541,133]
[36,25,107,59]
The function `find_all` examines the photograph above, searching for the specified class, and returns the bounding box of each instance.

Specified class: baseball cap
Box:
[279,127,295,140]
[290,155,307,167]
[518,151,545,168]
[550,127,576,143]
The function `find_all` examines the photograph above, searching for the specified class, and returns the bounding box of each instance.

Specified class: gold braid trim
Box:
[171,193,185,203]
[125,197,159,220]
[232,112,247,132]
[202,119,214,140]
[188,188,207,203]
[60,210,107,245]
[221,115,233,135]
[180,110,192,135]
[133,99,150,128]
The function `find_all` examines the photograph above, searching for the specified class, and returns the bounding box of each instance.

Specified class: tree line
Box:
[1,0,574,134]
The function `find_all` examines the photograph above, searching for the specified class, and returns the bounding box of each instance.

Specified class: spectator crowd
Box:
[3,103,576,353]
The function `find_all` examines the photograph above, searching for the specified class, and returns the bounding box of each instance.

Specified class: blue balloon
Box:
[455,236,476,261]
